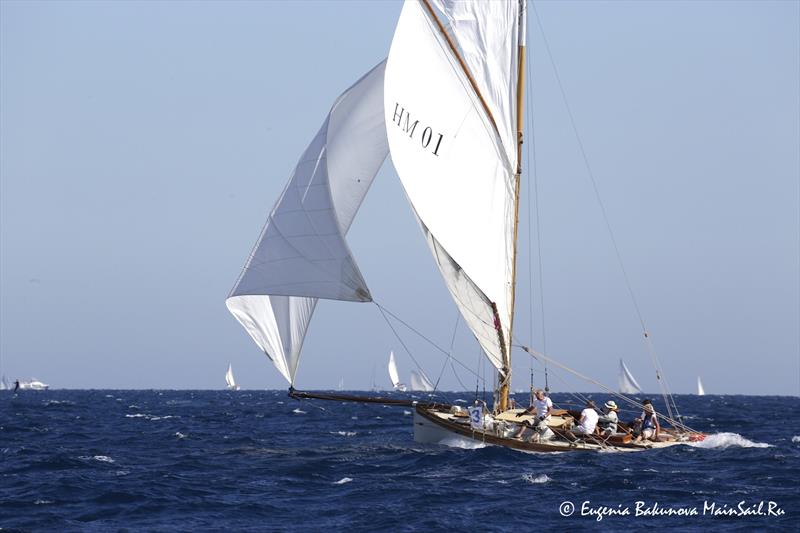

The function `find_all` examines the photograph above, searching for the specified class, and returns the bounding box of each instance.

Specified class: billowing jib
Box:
[392,103,444,156]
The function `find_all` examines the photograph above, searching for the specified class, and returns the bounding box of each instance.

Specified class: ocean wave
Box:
[329,431,357,437]
[80,455,115,463]
[690,432,771,449]
[522,473,551,484]
[175,432,188,439]
[292,408,306,415]
[125,414,176,421]
[333,477,353,485]
[792,436,800,443]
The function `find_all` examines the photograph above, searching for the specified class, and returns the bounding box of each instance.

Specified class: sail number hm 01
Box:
[391,103,444,156]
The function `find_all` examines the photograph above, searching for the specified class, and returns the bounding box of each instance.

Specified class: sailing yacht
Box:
[226,0,706,452]
[619,360,643,395]
[225,364,240,391]
[387,352,407,392]
[697,377,705,396]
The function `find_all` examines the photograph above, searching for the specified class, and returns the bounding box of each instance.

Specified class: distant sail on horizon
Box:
[410,370,434,392]
[387,351,407,392]
[697,376,705,396]
[619,359,643,395]
[225,364,240,391]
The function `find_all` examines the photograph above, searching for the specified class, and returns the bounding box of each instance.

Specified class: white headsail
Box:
[619,359,643,395]
[697,376,705,396]
[388,351,407,391]
[410,369,434,392]
[226,61,389,385]
[384,0,520,374]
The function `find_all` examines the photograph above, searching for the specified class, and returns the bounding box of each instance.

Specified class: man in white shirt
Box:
[569,399,599,439]
[513,389,553,440]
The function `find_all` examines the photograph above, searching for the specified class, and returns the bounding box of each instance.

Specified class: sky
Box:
[1,0,798,395]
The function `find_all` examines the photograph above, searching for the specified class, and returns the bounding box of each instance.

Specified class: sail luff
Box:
[419,0,500,138]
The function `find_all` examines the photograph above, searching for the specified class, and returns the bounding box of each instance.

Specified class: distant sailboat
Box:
[225,364,240,391]
[0,376,8,391]
[697,376,705,396]
[410,370,434,392]
[387,351,407,392]
[619,359,643,395]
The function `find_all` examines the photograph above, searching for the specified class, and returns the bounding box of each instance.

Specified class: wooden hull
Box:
[414,404,696,453]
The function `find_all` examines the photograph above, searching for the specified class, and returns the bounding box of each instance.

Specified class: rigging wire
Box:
[373,301,485,384]
[432,312,461,392]
[517,343,697,433]
[524,6,549,395]
[530,1,680,421]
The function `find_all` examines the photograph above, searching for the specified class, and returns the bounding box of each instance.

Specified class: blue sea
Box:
[1,390,797,531]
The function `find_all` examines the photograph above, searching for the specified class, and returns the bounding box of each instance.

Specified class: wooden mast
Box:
[499,0,527,413]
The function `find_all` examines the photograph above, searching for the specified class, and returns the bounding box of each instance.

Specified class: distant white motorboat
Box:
[410,370,434,392]
[387,351,407,392]
[19,379,49,391]
[225,364,240,390]
[697,376,705,396]
[619,359,643,395]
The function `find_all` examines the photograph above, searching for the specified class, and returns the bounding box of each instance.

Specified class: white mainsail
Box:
[410,369,434,392]
[384,0,521,375]
[697,376,705,396]
[226,61,389,385]
[387,351,407,391]
[225,364,239,390]
[619,359,643,395]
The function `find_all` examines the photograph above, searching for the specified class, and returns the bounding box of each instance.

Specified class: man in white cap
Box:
[598,400,619,436]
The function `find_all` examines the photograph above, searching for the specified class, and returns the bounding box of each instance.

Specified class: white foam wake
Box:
[690,432,771,449]
[522,473,551,484]
[439,436,487,450]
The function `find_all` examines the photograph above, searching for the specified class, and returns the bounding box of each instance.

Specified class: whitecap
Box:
[175,432,187,439]
[34,499,53,505]
[439,436,487,450]
[333,477,353,485]
[375,416,382,420]
[792,436,800,443]
[522,473,551,484]
[292,408,306,415]
[330,431,356,437]
[455,399,467,403]
[690,432,771,449]
[351,416,358,420]
[403,410,412,416]
[93,455,115,463]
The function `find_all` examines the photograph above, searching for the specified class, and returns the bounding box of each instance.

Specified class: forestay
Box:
[226,61,389,384]
[384,0,520,373]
